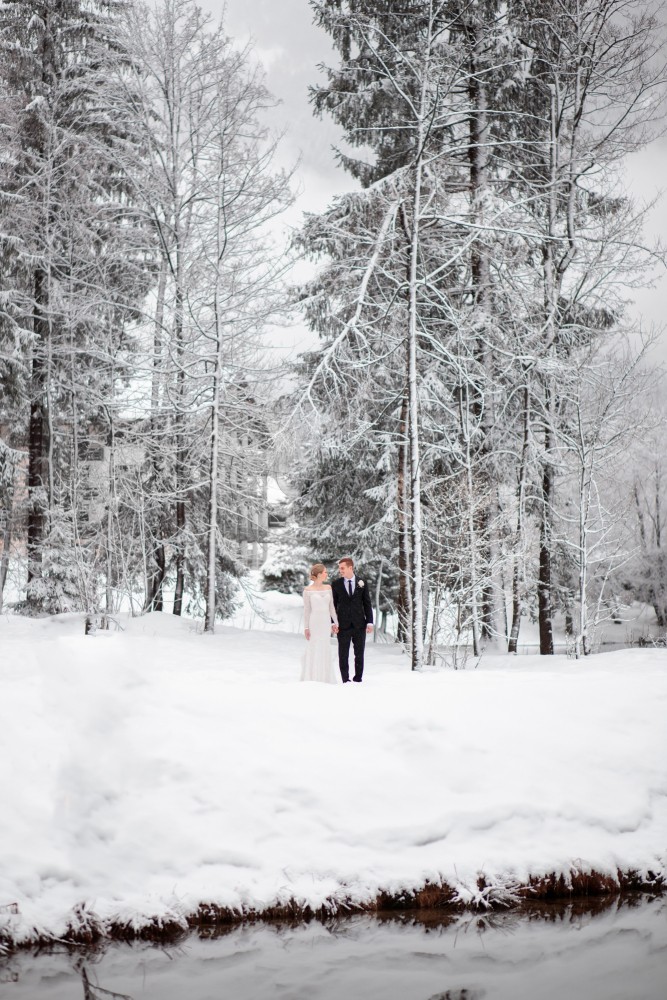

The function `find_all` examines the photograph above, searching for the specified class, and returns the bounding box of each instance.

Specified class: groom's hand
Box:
[366,625,373,634]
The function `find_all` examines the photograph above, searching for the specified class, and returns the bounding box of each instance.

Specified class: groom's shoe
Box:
[353,677,362,683]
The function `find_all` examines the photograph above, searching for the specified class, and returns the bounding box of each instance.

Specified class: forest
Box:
[0,0,666,665]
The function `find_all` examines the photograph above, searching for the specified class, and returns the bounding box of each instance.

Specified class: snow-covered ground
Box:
[227,576,663,653]
[0,607,665,946]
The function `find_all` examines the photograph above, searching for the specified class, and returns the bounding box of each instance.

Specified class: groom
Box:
[332,557,373,683]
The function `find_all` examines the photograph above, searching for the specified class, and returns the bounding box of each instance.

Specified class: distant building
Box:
[78,420,271,570]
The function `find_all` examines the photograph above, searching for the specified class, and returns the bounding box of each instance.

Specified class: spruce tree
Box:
[0,0,149,611]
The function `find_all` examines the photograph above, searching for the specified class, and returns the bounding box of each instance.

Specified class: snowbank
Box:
[0,610,665,946]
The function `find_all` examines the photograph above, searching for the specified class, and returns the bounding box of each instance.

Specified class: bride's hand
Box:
[304,628,310,640]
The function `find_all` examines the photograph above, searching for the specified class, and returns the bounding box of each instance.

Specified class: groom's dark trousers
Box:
[332,577,374,682]
[337,626,367,683]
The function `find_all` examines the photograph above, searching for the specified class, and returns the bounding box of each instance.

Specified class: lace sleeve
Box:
[329,589,338,626]
[303,589,310,628]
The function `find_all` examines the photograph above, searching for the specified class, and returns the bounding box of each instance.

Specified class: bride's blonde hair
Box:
[310,563,326,580]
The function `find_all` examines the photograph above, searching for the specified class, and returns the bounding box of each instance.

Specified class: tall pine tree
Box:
[0,0,149,611]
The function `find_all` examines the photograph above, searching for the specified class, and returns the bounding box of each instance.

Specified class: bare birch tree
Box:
[557,339,657,655]
[110,0,292,625]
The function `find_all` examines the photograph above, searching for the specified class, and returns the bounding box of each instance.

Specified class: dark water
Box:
[2,897,665,1000]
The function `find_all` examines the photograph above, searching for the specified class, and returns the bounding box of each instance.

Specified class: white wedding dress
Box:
[301,587,339,684]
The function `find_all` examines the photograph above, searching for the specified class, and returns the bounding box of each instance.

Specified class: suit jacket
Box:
[332,577,374,630]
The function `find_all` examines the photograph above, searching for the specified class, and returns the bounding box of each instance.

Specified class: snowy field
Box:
[0,607,665,946]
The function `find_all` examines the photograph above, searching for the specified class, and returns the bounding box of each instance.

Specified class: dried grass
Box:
[0,868,663,953]
[521,867,664,900]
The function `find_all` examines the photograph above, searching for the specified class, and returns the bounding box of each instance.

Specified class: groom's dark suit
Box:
[332,576,374,682]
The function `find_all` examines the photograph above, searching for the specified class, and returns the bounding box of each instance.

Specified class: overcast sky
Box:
[201,0,666,364]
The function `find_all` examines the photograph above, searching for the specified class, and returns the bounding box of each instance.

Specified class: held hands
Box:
[332,625,339,635]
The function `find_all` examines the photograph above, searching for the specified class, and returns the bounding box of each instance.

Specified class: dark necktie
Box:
[347,580,353,596]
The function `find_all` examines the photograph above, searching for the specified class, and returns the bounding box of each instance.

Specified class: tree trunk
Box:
[146,546,166,612]
[0,491,14,613]
[407,166,425,671]
[27,267,50,589]
[537,81,559,658]
[145,258,168,613]
[538,415,555,655]
[426,583,441,665]
[655,462,661,547]
[508,385,530,653]
[575,456,589,659]
[173,261,185,616]
[403,13,437,671]
[204,344,222,633]
[373,556,383,643]
[464,421,482,658]
[396,393,411,644]
[105,418,115,620]
[467,14,497,643]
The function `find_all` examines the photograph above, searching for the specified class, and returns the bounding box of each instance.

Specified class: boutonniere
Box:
[358,580,365,588]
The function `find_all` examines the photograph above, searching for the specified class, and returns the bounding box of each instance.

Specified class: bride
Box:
[301,563,339,683]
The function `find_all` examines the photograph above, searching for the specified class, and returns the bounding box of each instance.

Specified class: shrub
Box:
[260,545,311,594]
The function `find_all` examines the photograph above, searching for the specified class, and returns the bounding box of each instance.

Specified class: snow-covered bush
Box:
[19,513,93,616]
[260,545,311,594]
[184,549,245,621]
